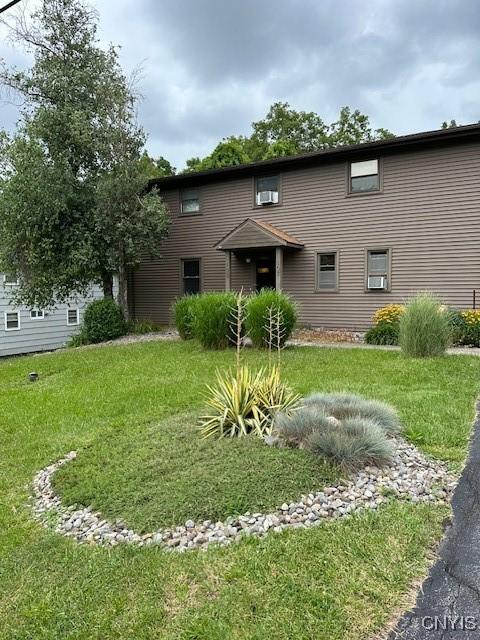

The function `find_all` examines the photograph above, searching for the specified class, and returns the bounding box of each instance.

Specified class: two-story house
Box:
[130,124,480,331]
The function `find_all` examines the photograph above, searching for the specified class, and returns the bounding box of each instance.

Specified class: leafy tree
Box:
[185,102,394,172]
[138,151,176,178]
[251,102,329,152]
[442,120,458,129]
[0,0,170,318]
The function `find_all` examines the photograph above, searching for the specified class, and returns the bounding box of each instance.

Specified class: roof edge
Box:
[150,122,480,190]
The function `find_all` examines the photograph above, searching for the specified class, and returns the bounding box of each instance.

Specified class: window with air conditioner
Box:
[255,175,279,206]
[366,249,390,291]
[350,159,379,193]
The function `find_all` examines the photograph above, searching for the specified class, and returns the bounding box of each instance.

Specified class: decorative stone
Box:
[31,438,456,553]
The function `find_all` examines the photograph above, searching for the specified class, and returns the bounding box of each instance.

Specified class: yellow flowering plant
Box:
[461,310,480,326]
[372,304,405,326]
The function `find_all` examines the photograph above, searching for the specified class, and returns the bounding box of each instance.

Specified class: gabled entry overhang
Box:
[214,218,304,252]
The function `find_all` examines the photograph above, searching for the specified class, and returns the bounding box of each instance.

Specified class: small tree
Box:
[0,0,170,318]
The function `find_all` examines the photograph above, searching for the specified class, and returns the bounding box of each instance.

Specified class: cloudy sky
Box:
[1,0,479,170]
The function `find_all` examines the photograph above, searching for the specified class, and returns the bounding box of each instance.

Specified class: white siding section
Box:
[0,278,108,357]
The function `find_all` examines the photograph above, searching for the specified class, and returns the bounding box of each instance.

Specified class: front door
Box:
[256,253,276,291]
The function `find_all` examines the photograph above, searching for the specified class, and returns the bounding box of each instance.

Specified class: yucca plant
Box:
[199,366,300,439]
[256,366,301,426]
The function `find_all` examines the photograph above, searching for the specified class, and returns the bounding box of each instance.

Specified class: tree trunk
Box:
[102,272,114,298]
[117,257,130,322]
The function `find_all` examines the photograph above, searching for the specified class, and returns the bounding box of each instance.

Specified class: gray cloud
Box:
[1,0,479,169]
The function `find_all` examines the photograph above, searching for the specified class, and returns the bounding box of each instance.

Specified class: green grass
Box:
[54,413,337,531]
[0,340,479,639]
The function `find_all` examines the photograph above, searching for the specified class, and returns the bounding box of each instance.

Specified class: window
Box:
[180,188,200,214]
[67,308,79,325]
[255,175,279,205]
[350,159,379,193]
[4,311,20,331]
[366,249,390,291]
[316,252,338,291]
[30,309,45,320]
[182,259,201,294]
[3,273,19,286]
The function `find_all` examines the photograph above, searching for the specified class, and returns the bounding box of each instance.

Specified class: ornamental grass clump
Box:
[273,392,400,470]
[306,417,393,471]
[245,289,297,349]
[399,293,451,357]
[192,292,237,349]
[173,294,200,340]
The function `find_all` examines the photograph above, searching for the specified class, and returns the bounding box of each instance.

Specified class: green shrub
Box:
[245,289,297,349]
[82,298,127,344]
[399,293,451,357]
[301,392,401,435]
[192,292,237,349]
[364,322,399,345]
[200,366,300,438]
[306,417,393,471]
[173,294,200,340]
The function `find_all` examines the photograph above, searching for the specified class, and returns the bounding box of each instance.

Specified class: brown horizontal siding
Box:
[133,141,480,330]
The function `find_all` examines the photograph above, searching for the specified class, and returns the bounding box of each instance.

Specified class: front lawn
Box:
[0,341,479,639]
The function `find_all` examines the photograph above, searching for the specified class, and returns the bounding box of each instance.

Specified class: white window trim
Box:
[4,311,20,331]
[3,274,19,286]
[30,309,45,320]
[66,307,80,326]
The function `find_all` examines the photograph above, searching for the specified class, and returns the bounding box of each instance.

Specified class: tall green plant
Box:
[192,292,237,349]
[399,293,451,357]
[245,289,297,349]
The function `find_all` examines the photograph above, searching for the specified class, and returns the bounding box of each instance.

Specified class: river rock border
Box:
[32,439,457,553]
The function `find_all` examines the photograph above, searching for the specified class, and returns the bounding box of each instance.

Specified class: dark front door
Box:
[256,253,276,291]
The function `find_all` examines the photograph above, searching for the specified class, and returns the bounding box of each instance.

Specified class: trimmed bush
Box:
[192,292,237,349]
[82,298,127,344]
[364,322,399,345]
[245,289,297,349]
[399,293,451,357]
[173,294,200,340]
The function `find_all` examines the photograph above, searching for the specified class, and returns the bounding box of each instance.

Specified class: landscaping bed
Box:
[1,341,479,639]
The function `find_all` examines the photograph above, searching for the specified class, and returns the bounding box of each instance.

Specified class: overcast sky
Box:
[1,0,479,170]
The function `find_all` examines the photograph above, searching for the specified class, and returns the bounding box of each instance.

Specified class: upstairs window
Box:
[3,273,19,286]
[5,311,20,331]
[366,249,390,291]
[255,175,279,205]
[67,308,79,325]
[350,159,379,193]
[182,259,201,294]
[180,188,200,214]
[30,309,45,320]
[316,252,338,291]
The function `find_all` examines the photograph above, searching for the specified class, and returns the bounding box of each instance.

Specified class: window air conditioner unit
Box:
[368,275,386,289]
[258,190,276,205]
